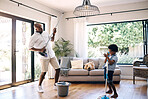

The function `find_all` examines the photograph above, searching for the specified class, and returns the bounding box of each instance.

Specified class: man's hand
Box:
[53,28,56,34]
[40,46,46,52]
[51,28,56,41]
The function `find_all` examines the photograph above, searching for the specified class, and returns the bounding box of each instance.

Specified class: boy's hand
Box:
[107,52,109,56]
[104,52,109,57]
[104,53,107,57]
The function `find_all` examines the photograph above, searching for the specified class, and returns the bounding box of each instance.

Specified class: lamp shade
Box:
[73,0,100,16]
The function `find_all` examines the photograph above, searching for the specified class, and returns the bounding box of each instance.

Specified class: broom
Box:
[98,52,110,99]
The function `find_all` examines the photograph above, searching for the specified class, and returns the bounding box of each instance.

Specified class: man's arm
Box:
[29,47,45,52]
[51,28,56,42]
[51,33,55,42]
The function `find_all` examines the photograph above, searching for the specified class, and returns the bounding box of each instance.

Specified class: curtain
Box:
[74,18,88,58]
[48,16,58,79]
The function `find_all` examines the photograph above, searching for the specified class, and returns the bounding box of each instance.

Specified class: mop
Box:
[98,52,110,99]
[38,13,64,57]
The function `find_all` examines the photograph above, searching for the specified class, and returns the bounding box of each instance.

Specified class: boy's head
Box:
[108,44,118,55]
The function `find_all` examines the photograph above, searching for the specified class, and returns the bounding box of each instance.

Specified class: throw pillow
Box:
[73,57,88,65]
[71,60,83,69]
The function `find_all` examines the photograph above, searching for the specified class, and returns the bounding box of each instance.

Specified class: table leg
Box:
[147,78,148,98]
[133,75,135,84]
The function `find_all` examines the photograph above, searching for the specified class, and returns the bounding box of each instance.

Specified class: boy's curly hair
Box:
[108,44,118,52]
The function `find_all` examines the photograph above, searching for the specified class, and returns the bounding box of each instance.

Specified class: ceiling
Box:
[34,0,147,12]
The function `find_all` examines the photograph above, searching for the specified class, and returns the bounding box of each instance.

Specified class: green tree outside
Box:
[88,21,143,64]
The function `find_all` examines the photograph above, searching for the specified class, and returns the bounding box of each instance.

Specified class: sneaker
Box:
[106,90,112,94]
[37,86,44,93]
[111,94,118,98]
[53,85,57,90]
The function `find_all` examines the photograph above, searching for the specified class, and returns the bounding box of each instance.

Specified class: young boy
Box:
[104,44,118,98]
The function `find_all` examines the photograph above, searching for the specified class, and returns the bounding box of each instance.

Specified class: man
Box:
[29,23,60,92]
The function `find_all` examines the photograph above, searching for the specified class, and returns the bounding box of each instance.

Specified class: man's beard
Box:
[36,28,43,34]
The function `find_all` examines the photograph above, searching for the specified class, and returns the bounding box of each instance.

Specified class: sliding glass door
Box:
[16,20,31,82]
[0,12,45,89]
[0,12,33,88]
[0,16,12,86]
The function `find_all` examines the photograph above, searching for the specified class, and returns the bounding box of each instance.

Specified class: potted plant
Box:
[53,38,73,60]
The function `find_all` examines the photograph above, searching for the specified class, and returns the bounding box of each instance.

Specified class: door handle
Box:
[14,50,19,52]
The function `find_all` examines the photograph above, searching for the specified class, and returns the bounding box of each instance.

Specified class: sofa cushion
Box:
[60,57,73,68]
[89,58,100,69]
[68,69,89,76]
[73,57,88,65]
[98,57,105,69]
[89,69,104,76]
[83,58,89,65]
[114,69,121,75]
[89,69,121,76]
[115,66,119,69]
[59,76,120,82]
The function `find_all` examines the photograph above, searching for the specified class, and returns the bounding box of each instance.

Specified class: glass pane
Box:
[87,21,144,64]
[35,53,41,80]
[16,20,31,82]
[0,16,12,85]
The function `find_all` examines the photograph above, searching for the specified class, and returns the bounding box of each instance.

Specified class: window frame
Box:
[87,19,148,65]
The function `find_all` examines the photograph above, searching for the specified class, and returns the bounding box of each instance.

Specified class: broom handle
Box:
[105,52,109,95]
[54,13,64,28]
[45,13,64,47]
[105,61,108,94]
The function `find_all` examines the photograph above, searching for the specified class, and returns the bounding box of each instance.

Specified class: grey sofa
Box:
[59,57,121,83]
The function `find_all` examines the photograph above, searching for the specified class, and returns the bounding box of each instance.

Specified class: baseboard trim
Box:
[121,75,147,80]
[59,81,120,84]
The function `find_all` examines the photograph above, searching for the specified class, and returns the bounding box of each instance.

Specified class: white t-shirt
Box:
[29,31,55,59]
[108,54,118,71]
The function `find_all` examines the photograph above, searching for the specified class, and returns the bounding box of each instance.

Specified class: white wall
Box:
[62,1,148,56]
[0,0,63,37]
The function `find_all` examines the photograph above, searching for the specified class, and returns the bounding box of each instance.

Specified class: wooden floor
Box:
[0,79,147,99]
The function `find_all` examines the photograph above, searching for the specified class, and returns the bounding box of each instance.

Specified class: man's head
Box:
[34,23,43,34]
[108,44,118,55]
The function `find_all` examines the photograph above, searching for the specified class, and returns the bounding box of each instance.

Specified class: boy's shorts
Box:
[104,67,114,83]
[40,57,60,72]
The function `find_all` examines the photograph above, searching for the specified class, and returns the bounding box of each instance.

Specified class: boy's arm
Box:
[106,56,115,65]
[104,53,109,63]
[104,57,107,63]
